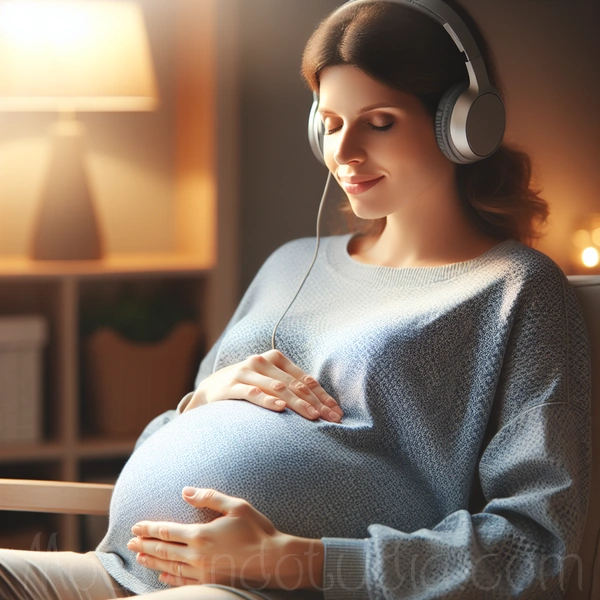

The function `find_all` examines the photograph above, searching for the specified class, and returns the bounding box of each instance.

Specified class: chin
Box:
[348,200,389,221]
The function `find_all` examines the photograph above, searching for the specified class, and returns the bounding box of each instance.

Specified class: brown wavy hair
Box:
[301,0,548,246]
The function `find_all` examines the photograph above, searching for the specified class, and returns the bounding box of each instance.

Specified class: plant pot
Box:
[84,322,201,438]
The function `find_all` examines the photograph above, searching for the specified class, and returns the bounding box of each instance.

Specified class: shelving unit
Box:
[0,259,209,550]
[0,0,240,551]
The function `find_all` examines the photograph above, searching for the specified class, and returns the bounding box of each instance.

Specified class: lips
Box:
[339,175,384,195]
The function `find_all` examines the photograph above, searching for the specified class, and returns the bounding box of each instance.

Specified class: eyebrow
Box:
[318,103,404,116]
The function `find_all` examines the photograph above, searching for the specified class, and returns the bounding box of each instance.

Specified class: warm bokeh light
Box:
[592,228,600,247]
[0,2,90,46]
[582,247,600,268]
[572,229,591,249]
[0,0,158,111]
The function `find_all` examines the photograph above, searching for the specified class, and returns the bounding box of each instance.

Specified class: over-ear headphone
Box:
[308,0,506,165]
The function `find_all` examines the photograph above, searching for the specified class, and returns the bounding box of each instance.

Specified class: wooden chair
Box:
[0,478,113,516]
[1,276,598,599]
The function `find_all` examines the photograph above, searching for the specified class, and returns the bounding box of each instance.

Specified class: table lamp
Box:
[0,0,159,260]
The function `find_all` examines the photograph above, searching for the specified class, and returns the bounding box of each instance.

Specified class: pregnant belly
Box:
[101,401,435,549]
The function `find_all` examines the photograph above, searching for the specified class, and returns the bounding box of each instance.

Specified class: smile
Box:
[339,176,384,195]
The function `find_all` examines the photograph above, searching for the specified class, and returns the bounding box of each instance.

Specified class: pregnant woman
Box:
[0,1,591,599]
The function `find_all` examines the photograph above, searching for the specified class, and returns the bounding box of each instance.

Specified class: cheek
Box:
[322,141,337,172]
[407,124,448,168]
[323,152,334,172]
[392,141,450,189]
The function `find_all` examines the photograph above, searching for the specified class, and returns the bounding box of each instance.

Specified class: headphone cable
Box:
[271,171,334,350]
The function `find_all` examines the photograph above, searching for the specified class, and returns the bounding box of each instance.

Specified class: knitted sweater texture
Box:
[96,234,591,599]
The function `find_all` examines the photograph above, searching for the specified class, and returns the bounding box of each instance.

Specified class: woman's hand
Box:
[127,487,324,591]
[185,349,343,422]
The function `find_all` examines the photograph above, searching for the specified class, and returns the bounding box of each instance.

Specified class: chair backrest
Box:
[566,275,600,599]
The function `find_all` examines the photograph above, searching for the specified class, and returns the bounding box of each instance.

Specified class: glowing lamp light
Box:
[0,0,158,260]
[0,0,158,112]
[571,215,600,273]
[582,247,600,268]
[0,3,90,46]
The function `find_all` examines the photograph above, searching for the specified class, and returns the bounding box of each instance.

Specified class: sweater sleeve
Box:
[322,268,592,599]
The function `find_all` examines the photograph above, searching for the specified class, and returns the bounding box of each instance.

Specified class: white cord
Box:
[271,171,334,350]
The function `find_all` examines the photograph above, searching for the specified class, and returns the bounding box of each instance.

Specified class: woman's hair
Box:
[301,1,548,246]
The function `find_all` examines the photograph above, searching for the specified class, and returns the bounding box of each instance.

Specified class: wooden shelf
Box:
[75,438,137,459]
[0,479,113,516]
[0,440,137,463]
[0,442,65,464]
[0,258,210,548]
[0,253,213,280]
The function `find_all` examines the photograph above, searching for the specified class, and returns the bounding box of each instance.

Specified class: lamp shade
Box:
[0,0,158,111]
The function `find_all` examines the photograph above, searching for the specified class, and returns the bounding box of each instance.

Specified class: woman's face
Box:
[318,65,456,220]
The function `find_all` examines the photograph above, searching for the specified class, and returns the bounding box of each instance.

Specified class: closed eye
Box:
[324,122,393,135]
[369,122,393,132]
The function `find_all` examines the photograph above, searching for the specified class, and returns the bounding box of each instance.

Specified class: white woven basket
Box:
[0,315,47,443]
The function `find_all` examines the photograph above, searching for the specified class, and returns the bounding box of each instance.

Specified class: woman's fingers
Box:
[133,545,188,570]
[128,524,207,582]
[232,371,324,420]
[159,571,198,587]
[132,489,289,590]
[130,520,201,544]
[133,549,201,585]
[192,350,343,422]
[296,373,344,416]
[230,381,287,412]
[260,350,344,421]
[182,487,274,532]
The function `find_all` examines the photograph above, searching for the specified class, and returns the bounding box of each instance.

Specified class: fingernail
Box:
[127,539,137,549]
[330,410,341,422]
[137,554,146,565]
[183,486,196,497]
[131,525,142,535]
[274,400,286,407]
[307,406,319,417]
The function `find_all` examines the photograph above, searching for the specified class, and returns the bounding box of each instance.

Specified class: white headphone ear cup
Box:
[435,83,468,164]
[308,93,326,165]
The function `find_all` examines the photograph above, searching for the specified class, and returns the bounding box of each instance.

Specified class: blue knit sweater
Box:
[96,234,591,599]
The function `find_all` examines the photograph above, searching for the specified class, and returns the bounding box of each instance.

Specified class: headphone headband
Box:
[341,0,480,61]
[308,0,506,164]
[333,0,495,96]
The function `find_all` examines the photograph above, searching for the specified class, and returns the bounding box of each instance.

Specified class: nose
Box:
[331,124,366,165]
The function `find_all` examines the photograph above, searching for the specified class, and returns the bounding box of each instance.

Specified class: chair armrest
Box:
[0,478,113,515]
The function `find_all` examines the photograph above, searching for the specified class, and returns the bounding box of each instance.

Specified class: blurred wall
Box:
[238,0,600,291]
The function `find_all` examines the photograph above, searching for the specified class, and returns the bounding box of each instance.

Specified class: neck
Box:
[352,189,499,268]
